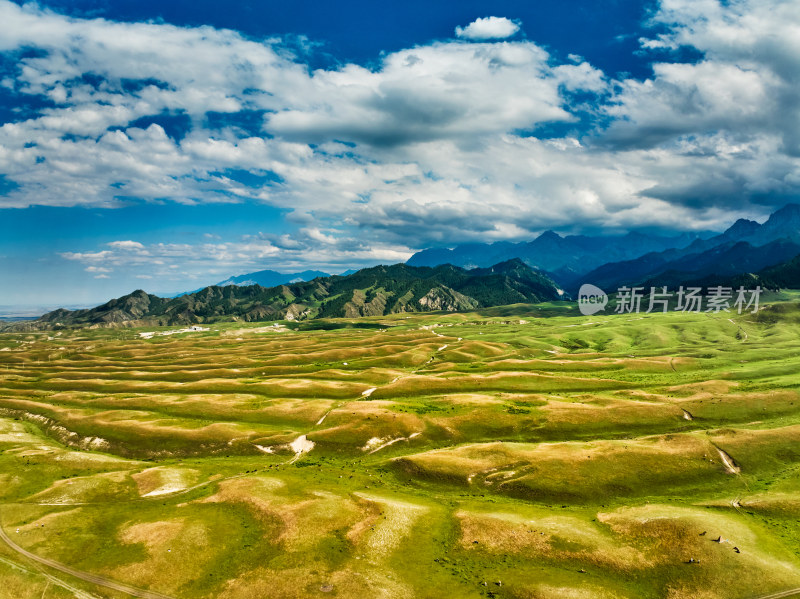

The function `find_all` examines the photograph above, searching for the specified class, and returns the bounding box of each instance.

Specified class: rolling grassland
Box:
[1,296,800,598]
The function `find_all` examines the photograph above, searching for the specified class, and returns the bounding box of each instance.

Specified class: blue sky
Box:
[1,0,799,309]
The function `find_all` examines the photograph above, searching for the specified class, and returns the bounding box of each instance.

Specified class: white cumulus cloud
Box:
[108,240,147,251]
[1,0,799,288]
[456,17,521,40]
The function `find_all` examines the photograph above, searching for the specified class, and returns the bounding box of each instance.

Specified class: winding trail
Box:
[312,327,460,434]
[728,318,749,341]
[303,327,463,460]
[0,513,175,599]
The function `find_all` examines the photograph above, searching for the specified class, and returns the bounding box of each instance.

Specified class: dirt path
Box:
[0,514,175,599]
[287,434,315,464]
[728,317,749,341]
[316,409,333,425]
[290,328,465,462]
[748,588,800,599]
[19,472,249,507]
[154,472,248,499]
[365,432,421,455]
[313,328,461,432]
[0,555,100,599]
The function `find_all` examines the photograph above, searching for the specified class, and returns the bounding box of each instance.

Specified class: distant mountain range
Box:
[407,230,705,281]
[567,204,800,292]
[216,269,331,288]
[184,204,800,302]
[408,204,800,293]
[172,269,334,297]
[8,204,800,332]
[11,259,562,330]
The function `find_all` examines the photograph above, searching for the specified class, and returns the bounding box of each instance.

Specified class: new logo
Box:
[578,283,608,316]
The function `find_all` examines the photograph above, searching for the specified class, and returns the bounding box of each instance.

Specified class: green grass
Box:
[1,300,800,597]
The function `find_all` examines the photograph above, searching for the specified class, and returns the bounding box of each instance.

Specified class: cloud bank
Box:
[0,0,798,282]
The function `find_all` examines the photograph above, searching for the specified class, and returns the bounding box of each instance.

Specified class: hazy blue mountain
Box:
[659,204,800,259]
[216,269,331,287]
[407,204,800,287]
[407,230,703,278]
[170,269,332,297]
[747,203,800,245]
[578,240,800,293]
[639,240,800,289]
[664,252,800,293]
[573,204,800,292]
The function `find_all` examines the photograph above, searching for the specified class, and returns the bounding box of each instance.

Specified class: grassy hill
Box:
[1,295,800,597]
[11,259,563,331]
